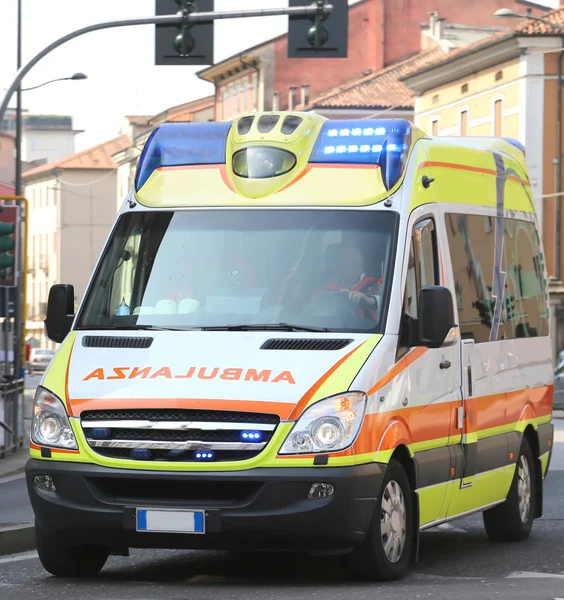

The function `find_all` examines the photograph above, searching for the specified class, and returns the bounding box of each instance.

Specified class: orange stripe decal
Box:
[418,161,530,187]
[65,337,75,416]
[367,347,428,396]
[287,342,366,421]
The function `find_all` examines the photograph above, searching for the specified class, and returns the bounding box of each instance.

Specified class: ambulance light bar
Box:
[309,118,413,190]
[135,121,232,190]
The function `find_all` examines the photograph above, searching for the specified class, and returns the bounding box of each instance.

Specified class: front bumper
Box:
[26,459,384,552]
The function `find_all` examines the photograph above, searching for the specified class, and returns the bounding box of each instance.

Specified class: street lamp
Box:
[494,8,564,281]
[493,7,564,31]
[21,73,88,92]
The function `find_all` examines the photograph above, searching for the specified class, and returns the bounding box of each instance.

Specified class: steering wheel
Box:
[302,290,363,322]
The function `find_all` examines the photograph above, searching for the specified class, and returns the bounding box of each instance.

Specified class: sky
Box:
[0,0,560,153]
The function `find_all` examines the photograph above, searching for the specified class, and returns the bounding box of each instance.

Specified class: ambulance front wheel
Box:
[36,525,110,577]
[483,437,536,542]
[342,459,414,581]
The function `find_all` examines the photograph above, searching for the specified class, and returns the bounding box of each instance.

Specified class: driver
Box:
[320,244,382,318]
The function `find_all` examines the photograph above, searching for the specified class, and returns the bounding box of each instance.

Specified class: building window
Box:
[252,72,259,110]
[220,88,226,120]
[431,119,439,136]
[289,87,298,110]
[236,81,242,115]
[494,99,503,136]
[272,91,280,111]
[461,83,469,94]
[460,110,468,136]
[432,94,439,104]
[243,78,249,112]
[495,70,503,82]
[301,85,310,107]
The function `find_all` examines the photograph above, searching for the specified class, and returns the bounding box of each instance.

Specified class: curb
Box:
[0,524,35,557]
[0,464,27,480]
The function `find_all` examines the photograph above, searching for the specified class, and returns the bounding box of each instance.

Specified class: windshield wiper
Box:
[201,323,330,332]
[80,325,200,332]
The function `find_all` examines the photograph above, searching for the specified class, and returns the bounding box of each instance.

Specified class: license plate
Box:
[136,509,205,534]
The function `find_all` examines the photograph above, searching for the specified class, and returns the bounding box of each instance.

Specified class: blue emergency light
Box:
[309,118,413,190]
[135,121,233,190]
[195,450,215,460]
[241,431,263,442]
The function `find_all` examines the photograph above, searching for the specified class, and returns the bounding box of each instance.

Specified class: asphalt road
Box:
[0,411,563,599]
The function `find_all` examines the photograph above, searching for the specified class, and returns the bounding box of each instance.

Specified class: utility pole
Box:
[13,0,23,379]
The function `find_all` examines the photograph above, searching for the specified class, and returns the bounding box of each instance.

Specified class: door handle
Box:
[440,359,451,369]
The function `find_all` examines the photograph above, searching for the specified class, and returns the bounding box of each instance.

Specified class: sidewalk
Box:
[0,445,30,479]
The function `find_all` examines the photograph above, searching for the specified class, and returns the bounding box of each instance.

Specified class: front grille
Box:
[94,448,263,463]
[81,408,280,463]
[81,409,280,424]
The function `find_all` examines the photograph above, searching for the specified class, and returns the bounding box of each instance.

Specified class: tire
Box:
[483,437,536,542]
[342,460,414,581]
[36,525,110,577]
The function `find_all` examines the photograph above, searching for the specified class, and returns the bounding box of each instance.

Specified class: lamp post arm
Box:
[0,4,332,125]
[21,77,73,92]
[0,15,187,124]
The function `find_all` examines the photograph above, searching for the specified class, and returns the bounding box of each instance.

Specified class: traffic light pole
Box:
[0,4,333,125]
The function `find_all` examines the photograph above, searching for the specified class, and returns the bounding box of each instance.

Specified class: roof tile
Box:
[401,7,564,81]
[23,135,130,180]
[307,48,445,110]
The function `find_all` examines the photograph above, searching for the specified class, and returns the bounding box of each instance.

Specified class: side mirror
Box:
[418,285,456,348]
[44,284,75,344]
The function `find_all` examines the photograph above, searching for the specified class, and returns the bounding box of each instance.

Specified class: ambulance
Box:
[26,112,554,581]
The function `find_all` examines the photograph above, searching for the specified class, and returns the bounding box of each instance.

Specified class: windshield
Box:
[77,209,399,333]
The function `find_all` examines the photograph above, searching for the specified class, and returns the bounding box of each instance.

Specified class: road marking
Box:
[507,571,564,579]
[0,551,37,565]
[414,572,483,580]
[0,473,25,486]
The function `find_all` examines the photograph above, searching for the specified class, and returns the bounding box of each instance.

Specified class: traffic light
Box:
[504,294,516,321]
[288,0,349,58]
[155,0,214,66]
[474,298,494,328]
[0,205,17,287]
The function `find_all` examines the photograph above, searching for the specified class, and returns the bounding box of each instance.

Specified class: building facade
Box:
[23,135,129,348]
[302,12,501,119]
[1,111,83,166]
[197,0,551,123]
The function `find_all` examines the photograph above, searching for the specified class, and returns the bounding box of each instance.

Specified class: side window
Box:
[445,213,495,343]
[399,218,438,355]
[403,218,438,317]
[109,231,142,315]
[499,218,549,339]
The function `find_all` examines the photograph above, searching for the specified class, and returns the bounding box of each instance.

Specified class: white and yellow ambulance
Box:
[26,112,554,581]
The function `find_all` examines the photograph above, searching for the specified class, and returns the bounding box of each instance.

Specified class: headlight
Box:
[279,391,367,455]
[31,387,78,450]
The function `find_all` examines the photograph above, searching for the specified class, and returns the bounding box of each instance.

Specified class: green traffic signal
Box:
[0,220,14,272]
[0,255,14,270]
[0,222,14,254]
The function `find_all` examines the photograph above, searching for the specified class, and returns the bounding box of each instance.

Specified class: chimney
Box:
[429,10,446,41]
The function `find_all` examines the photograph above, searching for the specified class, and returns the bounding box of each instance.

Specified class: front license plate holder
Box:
[136,508,205,534]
